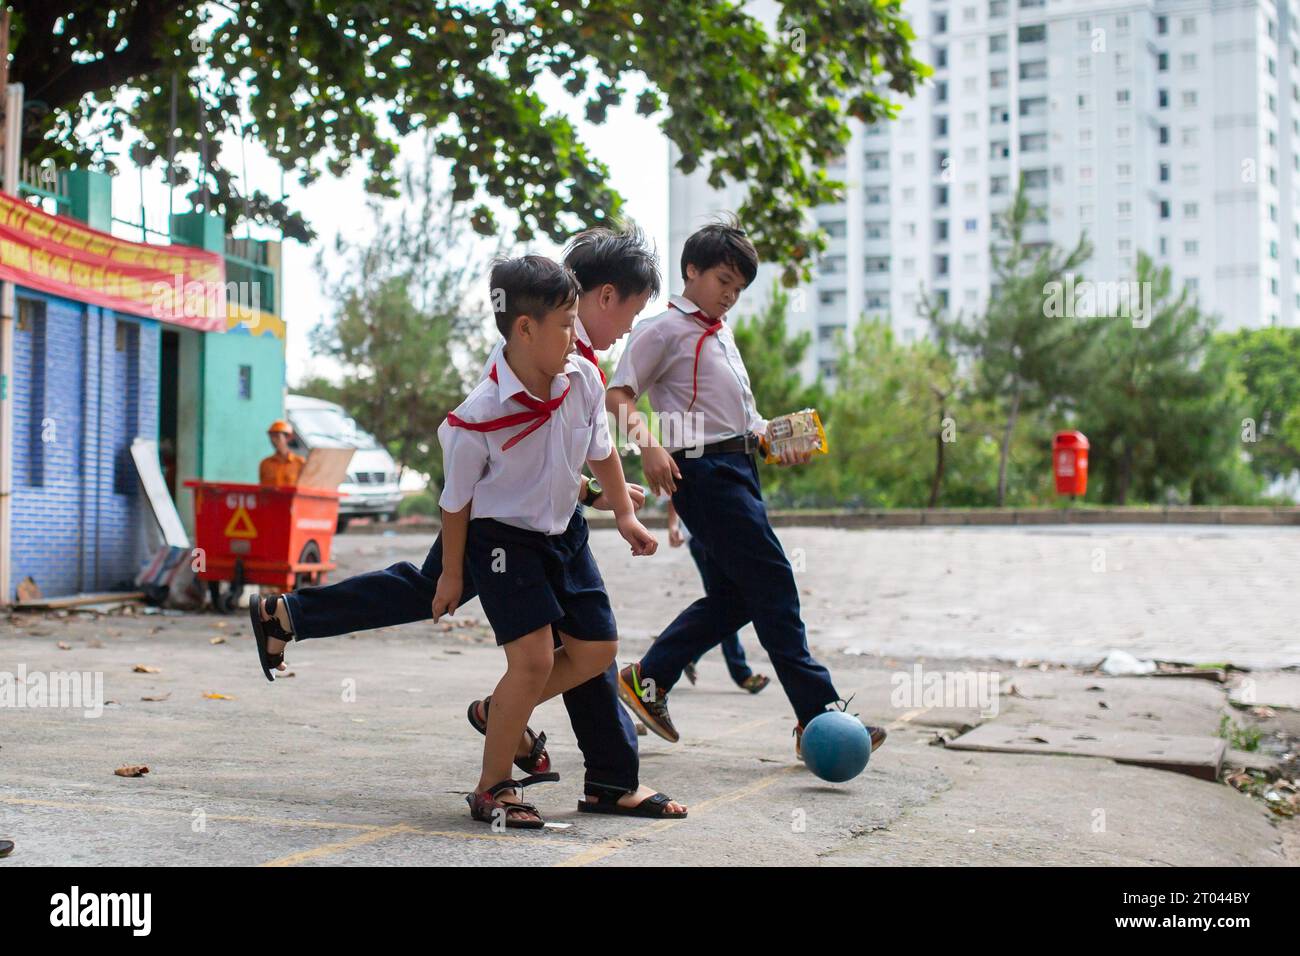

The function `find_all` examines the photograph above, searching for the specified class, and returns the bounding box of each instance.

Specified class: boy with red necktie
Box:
[250,230,687,819]
[607,217,888,761]
[434,255,657,827]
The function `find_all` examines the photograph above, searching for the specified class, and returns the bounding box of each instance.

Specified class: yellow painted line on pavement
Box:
[261,824,419,866]
[555,765,803,868]
[887,707,930,729]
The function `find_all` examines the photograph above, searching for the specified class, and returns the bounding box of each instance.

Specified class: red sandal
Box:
[467,773,559,830]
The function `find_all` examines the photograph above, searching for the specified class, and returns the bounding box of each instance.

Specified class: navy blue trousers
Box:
[640,451,838,725]
[282,520,641,794]
[686,535,752,685]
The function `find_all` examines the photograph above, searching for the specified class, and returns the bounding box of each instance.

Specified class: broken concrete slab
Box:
[945,721,1226,781]
[1229,673,1300,712]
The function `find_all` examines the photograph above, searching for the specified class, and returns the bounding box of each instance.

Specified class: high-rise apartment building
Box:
[669,0,1300,383]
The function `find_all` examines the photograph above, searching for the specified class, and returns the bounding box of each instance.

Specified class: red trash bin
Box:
[1052,431,1089,497]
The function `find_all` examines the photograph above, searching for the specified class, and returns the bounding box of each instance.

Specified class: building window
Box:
[1158,52,1169,72]
[18,298,47,488]
[1118,201,1132,218]
[1078,55,1092,75]
[1019,60,1047,80]
[1116,89,1131,106]
[990,34,1008,52]
[1159,162,1170,182]
[1181,16,1197,35]
[1183,201,1199,219]
[1182,91,1197,109]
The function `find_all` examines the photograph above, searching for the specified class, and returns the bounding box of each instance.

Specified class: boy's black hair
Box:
[489,255,582,339]
[680,213,759,285]
[563,222,662,300]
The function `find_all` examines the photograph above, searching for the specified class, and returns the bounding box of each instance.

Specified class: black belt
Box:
[671,433,761,459]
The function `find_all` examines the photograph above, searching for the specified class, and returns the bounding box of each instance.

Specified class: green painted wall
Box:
[200,330,286,483]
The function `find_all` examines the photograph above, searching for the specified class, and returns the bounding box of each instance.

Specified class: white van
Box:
[285,394,403,531]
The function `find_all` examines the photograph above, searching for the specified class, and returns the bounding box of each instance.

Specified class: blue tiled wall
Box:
[10,288,160,598]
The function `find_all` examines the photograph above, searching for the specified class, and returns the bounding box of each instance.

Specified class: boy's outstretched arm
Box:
[433,503,470,619]
[587,449,657,556]
[606,385,682,496]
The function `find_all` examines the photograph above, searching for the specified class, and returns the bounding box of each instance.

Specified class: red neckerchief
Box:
[685,308,723,412]
[446,364,572,451]
[573,338,606,385]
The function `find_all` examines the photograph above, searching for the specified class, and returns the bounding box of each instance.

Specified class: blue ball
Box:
[802,711,871,782]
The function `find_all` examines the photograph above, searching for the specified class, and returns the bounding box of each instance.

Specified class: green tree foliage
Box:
[17,1,924,273]
[928,180,1091,504]
[1211,327,1300,483]
[298,148,499,488]
[1072,255,1262,504]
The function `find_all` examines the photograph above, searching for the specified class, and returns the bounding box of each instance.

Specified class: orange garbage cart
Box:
[184,480,340,613]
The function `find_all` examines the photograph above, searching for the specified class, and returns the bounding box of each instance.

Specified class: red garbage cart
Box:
[184,480,340,613]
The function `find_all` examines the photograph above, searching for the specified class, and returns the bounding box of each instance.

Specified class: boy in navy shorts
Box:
[248,226,686,819]
[433,255,657,828]
[607,218,887,761]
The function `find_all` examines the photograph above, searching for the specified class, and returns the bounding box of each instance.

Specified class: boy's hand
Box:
[594,482,646,512]
[667,518,685,548]
[775,447,814,467]
[616,512,658,556]
[642,445,682,496]
[432,572,463,620]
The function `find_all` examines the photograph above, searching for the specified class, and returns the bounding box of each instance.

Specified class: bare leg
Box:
[476,626,554,814]
[531,633,617,704]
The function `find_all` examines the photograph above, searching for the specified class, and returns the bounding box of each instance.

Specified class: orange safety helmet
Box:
[267,419,294,436]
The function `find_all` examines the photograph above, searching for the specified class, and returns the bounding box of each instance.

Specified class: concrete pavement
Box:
[1,589,1296,865]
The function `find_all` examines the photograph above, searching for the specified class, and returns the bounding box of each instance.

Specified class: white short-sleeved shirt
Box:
[609,295,767,452]
[437,352,612,535]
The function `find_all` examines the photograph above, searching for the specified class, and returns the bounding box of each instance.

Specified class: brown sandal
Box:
[466,697,552,775]
[467,773,559,830]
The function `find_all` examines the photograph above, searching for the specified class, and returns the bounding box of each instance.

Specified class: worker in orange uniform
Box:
[259,420,305,488]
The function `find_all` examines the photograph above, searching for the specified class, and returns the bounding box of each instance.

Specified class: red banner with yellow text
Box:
[0,191,228,331]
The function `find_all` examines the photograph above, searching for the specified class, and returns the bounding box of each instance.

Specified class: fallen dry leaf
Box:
[56,641,71,650]
[140,694,171,702]
[132,664,160,674]
[202,692,234,700]
[209,636,227,645]
[114,765,149,778]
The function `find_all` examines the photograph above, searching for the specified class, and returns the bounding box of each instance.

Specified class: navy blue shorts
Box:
[465,510,617,646]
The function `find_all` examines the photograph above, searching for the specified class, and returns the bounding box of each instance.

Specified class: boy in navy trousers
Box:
[607,218,887,760]
[249,227,687,818]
